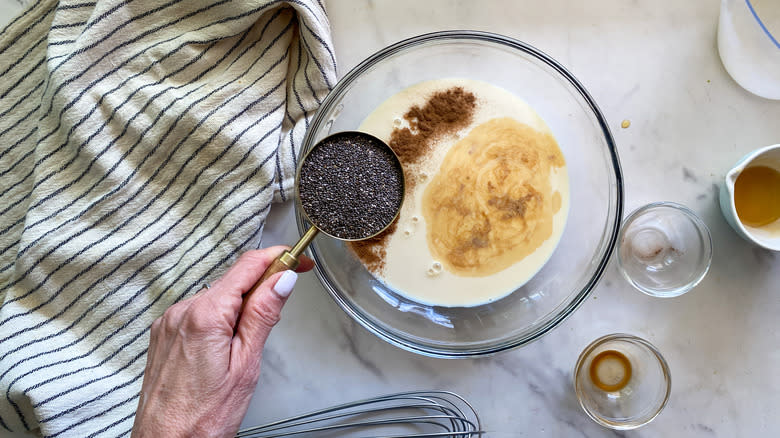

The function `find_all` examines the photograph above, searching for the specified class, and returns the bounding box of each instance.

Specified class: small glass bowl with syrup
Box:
[617,202,712,297]
[573,333,671,430]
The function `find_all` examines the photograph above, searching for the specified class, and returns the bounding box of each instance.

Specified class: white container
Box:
[717,0,780,99]
[719,144,780,251]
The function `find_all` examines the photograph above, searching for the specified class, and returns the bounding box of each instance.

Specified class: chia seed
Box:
[298,132,404,240]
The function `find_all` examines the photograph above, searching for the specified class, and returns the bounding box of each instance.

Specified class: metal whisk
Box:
[236,390,483,438]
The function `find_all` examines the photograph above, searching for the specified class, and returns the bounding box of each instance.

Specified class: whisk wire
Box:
[238,406,471,434]
[236,390,482,438]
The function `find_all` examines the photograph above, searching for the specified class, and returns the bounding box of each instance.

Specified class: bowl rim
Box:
[298,30,624,358]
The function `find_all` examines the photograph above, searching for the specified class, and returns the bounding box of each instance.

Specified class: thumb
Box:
[232,269,298,359]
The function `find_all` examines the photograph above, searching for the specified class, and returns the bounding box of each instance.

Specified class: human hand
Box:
[130,246,314,438]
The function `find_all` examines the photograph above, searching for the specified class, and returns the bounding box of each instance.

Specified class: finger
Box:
[210,246,289,299]
[295,254,315,273]
[232,269,298,362]
[196,246,303,335]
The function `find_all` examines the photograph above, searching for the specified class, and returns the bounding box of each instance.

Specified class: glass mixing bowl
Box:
[296,31,623,358]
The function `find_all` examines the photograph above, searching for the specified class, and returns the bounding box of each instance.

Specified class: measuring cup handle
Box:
[240,226,318,314]
[242,250,300,306]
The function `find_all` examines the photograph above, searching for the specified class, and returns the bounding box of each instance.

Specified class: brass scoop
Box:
[243,131,404,303]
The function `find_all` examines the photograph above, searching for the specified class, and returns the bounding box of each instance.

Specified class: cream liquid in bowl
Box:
[354,78,570,307]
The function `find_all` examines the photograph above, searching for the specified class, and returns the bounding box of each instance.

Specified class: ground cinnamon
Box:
[390,86,476,188]
[349,86,477,273]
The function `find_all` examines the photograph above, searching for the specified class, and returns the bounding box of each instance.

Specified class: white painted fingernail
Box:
[273,270,298,298]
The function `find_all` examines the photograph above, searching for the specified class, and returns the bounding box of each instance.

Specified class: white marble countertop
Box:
[4,0,779,437]
[242,1,780,437]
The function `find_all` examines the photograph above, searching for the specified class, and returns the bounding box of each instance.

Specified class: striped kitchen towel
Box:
[0,0,336,436]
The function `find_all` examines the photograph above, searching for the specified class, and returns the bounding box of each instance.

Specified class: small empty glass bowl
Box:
[574,334,672,430]
[617,202,713,297]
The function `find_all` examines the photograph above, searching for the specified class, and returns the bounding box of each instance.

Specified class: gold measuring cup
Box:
[242,131,405,304]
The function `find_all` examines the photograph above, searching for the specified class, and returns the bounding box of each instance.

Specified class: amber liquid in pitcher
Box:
[734,166,780,227]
